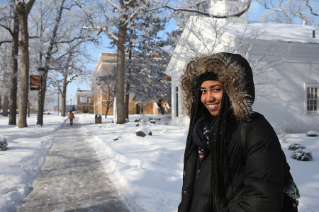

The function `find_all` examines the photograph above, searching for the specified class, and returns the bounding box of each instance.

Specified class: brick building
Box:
[76,89,94,114]
[91,53,171,116]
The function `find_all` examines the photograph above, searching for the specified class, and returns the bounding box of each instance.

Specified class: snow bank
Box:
[306,130,318,137]
[0,135,8,151]
[84,122,186,212]
[0,135,55,212]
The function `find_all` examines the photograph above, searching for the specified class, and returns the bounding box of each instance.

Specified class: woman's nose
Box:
[207,92,215,101]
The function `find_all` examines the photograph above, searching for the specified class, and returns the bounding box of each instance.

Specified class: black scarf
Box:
[192,113,218,150]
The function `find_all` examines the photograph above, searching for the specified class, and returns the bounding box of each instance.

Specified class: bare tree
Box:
[164,0,251,19]
[0,0,20,124]
[256,0,318,25]
[28,0,77,124]
[15,0,36,128]
[73,0,252,124]
[49,37,96,117]
[73,0,151,124]
[91,67,116,118]
[170,15,286,100]
[25,0,97,124]
[0,44,11,117]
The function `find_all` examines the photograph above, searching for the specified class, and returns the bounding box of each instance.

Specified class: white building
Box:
[166,0,319,133]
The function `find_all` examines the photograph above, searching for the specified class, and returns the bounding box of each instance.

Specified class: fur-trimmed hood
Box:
[180,52,255,120]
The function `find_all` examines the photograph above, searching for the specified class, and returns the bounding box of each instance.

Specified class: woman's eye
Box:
[201,90,206,93]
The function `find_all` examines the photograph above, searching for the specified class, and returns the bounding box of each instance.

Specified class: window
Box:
[307,87,317,112]
[305,83,319,114]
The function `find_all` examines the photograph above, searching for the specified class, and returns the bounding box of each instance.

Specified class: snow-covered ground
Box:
[1,113,319,212]
[0,113,67,138]
[0,113,67,212]
[85,115,319,212]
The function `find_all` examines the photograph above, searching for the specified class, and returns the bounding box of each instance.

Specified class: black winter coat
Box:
[178,113,286,212]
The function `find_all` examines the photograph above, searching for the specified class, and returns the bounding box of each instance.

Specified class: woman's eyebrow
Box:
[200,85,222,89]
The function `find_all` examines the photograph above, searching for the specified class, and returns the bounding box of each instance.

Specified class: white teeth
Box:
[208,105,217,108]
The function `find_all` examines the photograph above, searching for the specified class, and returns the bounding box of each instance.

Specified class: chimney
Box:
[313,30,316,38]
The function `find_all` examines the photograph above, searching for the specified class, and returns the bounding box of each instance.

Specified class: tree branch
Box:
[56,35,83,44]
[105,0,120,10]
[62,3,78,11]
[29,36,39,39]
[306,0,319,16]
[25,0,36,15]
[73,0,119,42]
[72,0,95,28]
[83,26,119,41]
[164,0,251,18]
[123,5,148,27]
[0,40,12,47]
[0,24,13,35]
[123,0,137,8]
[255,0,283,12]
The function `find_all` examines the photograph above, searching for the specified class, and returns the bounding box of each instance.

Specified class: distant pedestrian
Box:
[68,111,75,126]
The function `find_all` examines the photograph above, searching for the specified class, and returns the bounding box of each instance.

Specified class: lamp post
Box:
[38,67,45,127]
[57,88,59,116]
[27,101,30,117]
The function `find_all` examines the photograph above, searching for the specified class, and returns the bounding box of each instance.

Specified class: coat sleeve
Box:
[237,116,285,212]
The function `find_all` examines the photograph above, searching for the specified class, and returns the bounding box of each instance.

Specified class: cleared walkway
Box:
[17,119,130,212]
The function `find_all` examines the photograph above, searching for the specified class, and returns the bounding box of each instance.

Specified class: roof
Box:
[76,90,93,96]
[201,18,319,44]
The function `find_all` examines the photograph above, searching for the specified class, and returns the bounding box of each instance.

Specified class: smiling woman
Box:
[178,53,297,212]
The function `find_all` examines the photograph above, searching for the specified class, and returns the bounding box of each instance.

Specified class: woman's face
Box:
[200,80,224,116]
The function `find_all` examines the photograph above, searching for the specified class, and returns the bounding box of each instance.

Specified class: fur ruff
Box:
[180,53,254,120]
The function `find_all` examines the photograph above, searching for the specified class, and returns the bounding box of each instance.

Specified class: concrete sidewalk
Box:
[17,119,130,212]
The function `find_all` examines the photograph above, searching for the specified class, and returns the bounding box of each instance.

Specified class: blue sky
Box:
[66,2,265,104]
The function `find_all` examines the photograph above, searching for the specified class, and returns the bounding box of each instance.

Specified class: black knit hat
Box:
[196,72,219,87]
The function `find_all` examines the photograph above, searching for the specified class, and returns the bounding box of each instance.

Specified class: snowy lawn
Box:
[0,113,67,212]
[281,134,319,212]
[83,114,319,212]
[0,113,67,138]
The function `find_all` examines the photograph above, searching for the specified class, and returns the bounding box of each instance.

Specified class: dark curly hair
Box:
[183,83,235,211]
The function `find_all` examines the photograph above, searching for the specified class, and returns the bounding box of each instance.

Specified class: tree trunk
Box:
[2,95,9,116]
[61,72,67,117]
[36,82,41,123]
[27,101,30,117]
[125,29,132,119]
[105,105,109,118]
[61,92,66,117]
[36,68,48,124]
[16,0,35,128]
[125,82,130,119]
[9,9,19,125]
[17,8,29,127]
[115,23,128,124]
